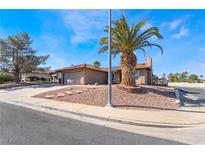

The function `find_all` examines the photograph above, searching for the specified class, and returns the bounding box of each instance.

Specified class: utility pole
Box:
[107,9,112,107]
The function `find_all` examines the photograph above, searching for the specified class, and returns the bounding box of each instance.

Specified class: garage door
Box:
[64,72,82,85]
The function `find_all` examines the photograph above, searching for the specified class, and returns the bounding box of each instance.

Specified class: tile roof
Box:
[55,60,152,73]
[55,64,108,72]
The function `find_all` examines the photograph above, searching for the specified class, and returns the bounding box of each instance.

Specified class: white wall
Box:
[168,82,205,88]
[22,73,51,81]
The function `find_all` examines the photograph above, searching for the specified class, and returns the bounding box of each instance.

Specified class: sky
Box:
[0,9,205,77]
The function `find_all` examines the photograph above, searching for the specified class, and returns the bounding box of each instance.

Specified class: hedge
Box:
[0,72,15,84]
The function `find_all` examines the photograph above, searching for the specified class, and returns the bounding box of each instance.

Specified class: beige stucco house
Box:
[53,58,153,85]
[21,71,52,82]
[54,64,108,85]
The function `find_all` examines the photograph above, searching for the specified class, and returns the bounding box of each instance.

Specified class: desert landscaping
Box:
[34,85,179,110]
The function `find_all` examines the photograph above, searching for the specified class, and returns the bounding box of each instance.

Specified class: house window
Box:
[135,70,140,79]
[112,72,115,81]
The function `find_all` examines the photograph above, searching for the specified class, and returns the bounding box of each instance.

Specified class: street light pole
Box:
[107,9,112,107]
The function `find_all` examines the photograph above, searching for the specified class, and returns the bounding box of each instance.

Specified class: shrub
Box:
[0,72,15,84]
[28,77,47,82]
[28,76,39,81]
[40,78,47,81]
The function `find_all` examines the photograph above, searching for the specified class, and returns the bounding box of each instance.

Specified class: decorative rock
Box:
[73,90,83,94]
[46,95,55,99]
[82,88,89,91]
[57,93,65,97]
[67,87,73,90]
[65,91,74,95]
[87,86,96,89]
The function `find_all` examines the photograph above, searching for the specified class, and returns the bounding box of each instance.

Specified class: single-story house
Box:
[52,58,153,85]
[54,64,108,85]
[21,71,52,82]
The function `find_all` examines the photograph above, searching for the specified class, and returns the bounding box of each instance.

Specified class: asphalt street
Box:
[0,102,184,145]
[176,87,205,106]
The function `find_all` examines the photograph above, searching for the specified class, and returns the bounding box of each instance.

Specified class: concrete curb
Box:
[1,100,203,129]
[175,88,182,105]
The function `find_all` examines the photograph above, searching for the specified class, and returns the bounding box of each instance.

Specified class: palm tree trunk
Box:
[120,52,136,87]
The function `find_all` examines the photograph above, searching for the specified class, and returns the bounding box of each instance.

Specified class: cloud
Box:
[61,10,107,45]
[161,15,190,30]
[172,26,189,39]
[200,47,205,51]
[166,19,183,30]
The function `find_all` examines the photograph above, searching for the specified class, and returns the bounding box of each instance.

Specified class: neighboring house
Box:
[21,71,52,82]
[52,58,153,85]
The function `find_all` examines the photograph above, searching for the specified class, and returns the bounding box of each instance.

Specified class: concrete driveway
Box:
[0,83,70,99]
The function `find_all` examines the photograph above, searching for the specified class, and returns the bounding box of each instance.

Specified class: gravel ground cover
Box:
[34,85,179,110]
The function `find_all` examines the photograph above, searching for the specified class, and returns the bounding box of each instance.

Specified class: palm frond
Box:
[98,13,163,56]
[140,43,163,55]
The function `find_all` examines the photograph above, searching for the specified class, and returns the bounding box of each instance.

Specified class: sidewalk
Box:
[1,85,205,128]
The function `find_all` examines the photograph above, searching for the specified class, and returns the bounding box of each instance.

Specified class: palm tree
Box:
[99,14,163,87]
[93,61,101,68]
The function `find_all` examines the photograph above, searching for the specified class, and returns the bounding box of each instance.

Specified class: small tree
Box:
[188,74,199,83]
[180,71,188,82]
[93,61,101,68]
[168,73,180,82]
[0,32,49,83]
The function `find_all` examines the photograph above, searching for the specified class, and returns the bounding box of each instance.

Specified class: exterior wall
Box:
[113,71,121,84]
[135,69,152,85]
[63,69,84,85]
[168,82,205,88]
[113,69,152,85]
[136,70,146,85]
[146,58,152,68]
[60,68,107,85]
[21,73,51,81]
[146,70,153,85]
[84,69,107,85]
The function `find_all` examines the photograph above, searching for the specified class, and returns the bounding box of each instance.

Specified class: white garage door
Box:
[64,72,82,85]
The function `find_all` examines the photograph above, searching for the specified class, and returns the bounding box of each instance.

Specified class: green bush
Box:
[40,77,47,81]
[0,72,15,84]
[28,76,39,81]
[28,76,47,82]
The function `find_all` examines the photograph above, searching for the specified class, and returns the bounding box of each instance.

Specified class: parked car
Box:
[157,78,168,86]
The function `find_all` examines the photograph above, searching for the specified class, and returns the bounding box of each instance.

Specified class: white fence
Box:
[168,82,205,88]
